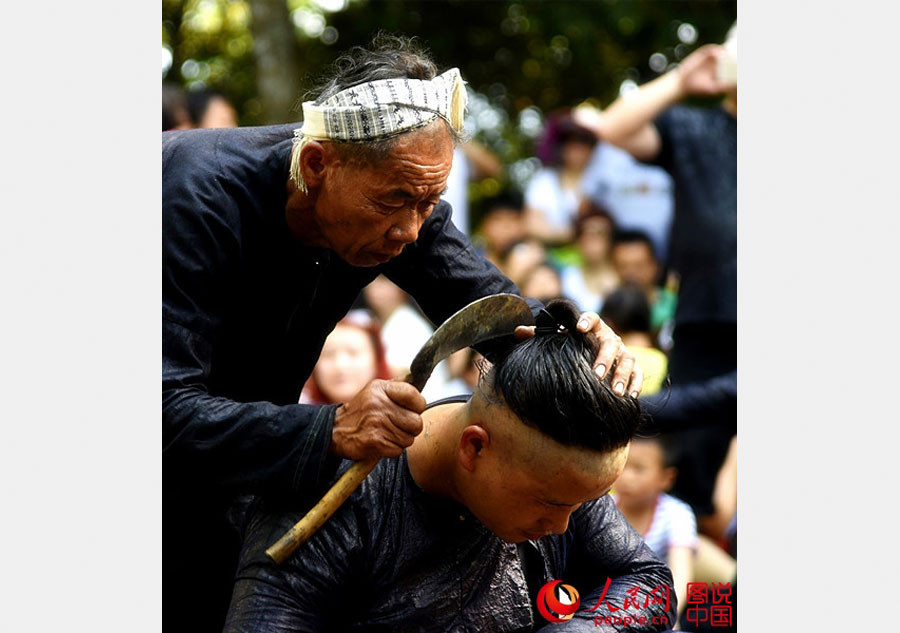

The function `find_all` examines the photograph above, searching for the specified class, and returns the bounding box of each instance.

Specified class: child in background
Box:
[614,435,696,626]
[599,283,668,395]
[474,193,527,271]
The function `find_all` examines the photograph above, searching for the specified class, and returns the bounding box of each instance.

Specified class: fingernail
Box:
[595,365,606,378]
[614,382,625,395]
[630,391,639,399]
[578,317,589,330]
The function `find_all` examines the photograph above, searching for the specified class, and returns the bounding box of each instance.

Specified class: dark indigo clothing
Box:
[641,370,736,435]
[162,125,535,630]
[667,323,736,386]
[650,105,737,330]
[224,453,676,633]
[642,370,737,517]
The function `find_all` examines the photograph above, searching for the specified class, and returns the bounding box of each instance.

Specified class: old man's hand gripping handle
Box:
[265,293,534,564]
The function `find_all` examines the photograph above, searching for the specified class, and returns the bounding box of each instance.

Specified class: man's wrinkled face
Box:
[461,402,630,543]
[314,122,454,267]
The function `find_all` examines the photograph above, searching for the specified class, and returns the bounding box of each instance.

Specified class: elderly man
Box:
[224,301,675,633]
[163,36,641,630]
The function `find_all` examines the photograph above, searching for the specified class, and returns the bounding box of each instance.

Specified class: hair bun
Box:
[535,298,581,334]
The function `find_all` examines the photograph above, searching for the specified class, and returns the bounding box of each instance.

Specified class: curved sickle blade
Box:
[264,293,534,564]
[407,293,534,391]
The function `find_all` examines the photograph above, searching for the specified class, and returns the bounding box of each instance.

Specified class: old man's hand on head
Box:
[515,311,643,398]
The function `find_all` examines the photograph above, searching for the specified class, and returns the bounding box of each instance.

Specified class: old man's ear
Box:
[297,141,333,189]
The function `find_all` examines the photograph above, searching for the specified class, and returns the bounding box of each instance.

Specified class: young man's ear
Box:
[298,141,335,190]
[458,425,490,473]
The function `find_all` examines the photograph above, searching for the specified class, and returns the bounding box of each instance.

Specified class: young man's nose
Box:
[542,509,574,536]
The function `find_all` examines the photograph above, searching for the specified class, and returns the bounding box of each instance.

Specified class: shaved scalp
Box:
[467,390,625,479]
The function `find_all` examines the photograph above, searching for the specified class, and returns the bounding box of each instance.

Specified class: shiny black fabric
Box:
[162,125,538,630]
[224,454,676,633]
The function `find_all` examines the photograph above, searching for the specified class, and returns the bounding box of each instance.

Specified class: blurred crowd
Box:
[164,23,737,631]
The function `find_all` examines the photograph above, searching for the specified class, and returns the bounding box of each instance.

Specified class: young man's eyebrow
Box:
[543,486,613,506]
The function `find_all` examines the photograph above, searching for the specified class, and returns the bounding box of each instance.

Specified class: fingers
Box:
[369,417,419,457]
[383,380,427,415]
[577,311,643,398]
[607,345,644,397]
[627,364,644,399]
[577,312,617,380]
[330,380,426,460]
[514,325,536,340]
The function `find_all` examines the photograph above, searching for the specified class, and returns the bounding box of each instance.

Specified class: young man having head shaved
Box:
[224,300,675,633]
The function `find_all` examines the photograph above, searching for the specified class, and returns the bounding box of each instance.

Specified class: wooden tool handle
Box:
[267,374,420,564]
[265,456,379,564]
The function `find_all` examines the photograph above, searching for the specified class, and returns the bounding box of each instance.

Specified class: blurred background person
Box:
[164,85,239,130]
[599,283,668,396]
[588,25,738,534]
[498,237,548,288]
[299,310,392,405]
[187,88,239,128]
[163,82,192,131]
[610,229,678,350]
[472,192,526,271]
[443,348,486,397]
[701,434,737,546]
[523,109,598,246]
[442,140,503,236]
[518,260,565,305]
[557,203,620,313]
[592,25,737,387]
[361,275,453,402]
[574,104,674,265]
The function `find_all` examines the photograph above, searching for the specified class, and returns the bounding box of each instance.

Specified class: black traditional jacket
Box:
[225,453,677,633]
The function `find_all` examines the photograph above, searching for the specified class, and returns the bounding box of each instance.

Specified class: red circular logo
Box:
[536,580,581,622]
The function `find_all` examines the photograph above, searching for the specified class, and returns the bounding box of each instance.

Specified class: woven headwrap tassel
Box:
[450,73,466,132]
[289,129,311,193]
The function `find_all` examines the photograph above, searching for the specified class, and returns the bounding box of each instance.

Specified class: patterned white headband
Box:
[289,67,467,193]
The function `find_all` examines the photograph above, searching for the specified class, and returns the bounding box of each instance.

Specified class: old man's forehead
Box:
[372,132,454,193]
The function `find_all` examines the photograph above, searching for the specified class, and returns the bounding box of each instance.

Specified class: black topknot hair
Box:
[483,298,643,453]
